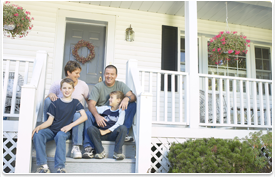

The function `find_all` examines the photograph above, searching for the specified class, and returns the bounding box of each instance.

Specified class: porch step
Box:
[32,140,136,159]
[31,139,136,173]
[31,157,135,173]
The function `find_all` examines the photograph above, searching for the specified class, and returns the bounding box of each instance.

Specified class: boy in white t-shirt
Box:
[86,91,127,160]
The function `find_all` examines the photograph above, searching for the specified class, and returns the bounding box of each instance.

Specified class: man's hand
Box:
[119,97,130,110]
[95,115,107,127]
[61,125,72,133]
[99,129,111,136]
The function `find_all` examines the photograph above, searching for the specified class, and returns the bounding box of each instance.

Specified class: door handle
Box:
[98,76,102,82]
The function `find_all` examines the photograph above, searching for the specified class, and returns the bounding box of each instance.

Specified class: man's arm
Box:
[87,100,107,127]
[119,91,136,110]
[61,109,87,133]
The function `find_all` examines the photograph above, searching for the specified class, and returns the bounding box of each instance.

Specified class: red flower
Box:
[246,40,250,43]
[221,37,225,42]
[22,18,24,20]
[29,27,32,30]
[210,39,213,43]
[32,17,34,20]
[228,50,233,54]
[5,1,10,4]
[216,34,221,38]
[226,31,230,34]
[217,48,221,52]
[226,58,230,61]
[220,31,224,35]
[233,31,237,34]
[14,13,18,17]
[234,58,238,61]
[245,50,248,54]
[215,62,218,65]
[248,45,250,47]
[212,48,216,52]
[222,42,226,45]
[243,36,247,39]
[235,51,240,55]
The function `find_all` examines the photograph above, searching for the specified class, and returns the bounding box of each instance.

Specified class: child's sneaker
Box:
[95,150,106,159]
[125,135,134,142]
[57,168,66,173]
[83,146,94,159]
[71,145,82,159]
[36,166,50,173]
[113,152,125,160]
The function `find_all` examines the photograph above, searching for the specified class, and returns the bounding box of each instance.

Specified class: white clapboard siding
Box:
[3,1,272,94]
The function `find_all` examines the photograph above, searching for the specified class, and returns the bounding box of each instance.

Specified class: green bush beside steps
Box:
[168,131,272,173]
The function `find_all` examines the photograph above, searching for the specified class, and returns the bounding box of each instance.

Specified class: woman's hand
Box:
[48,93,58,101]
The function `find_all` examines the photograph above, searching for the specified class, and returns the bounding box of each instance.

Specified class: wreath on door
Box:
[72,40,95,64]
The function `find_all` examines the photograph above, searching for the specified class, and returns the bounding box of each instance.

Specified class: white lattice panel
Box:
[150,137,188,173]
[3,131,18,173]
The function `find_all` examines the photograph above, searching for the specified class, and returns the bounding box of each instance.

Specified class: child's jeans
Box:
[44,97,84,145]
[87,125,127,154]
[33,128,70,169]
[83,102,136,149]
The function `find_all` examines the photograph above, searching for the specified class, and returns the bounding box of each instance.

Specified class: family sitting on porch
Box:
[31,61,137,173]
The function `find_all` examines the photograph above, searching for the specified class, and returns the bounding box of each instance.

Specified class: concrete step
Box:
[31,157,135,173]
[32,140,136,159]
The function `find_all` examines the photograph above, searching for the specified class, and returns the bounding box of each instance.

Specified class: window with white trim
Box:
[255,46,272,80]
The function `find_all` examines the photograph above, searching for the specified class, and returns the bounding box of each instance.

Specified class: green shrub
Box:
[168,131,272,173]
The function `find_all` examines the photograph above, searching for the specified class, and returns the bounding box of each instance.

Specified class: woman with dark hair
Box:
[43,61,89,159]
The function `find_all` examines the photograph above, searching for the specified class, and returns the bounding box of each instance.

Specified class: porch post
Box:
[185,1,200,128]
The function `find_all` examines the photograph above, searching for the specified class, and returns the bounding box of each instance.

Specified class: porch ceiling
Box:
[71,1,272,30]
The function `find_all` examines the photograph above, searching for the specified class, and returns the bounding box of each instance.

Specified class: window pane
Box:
[181,38,185,50]
[238,58,246,69]
[263,60,270,70]
[228,57,237,68]
[255,48,262,58]
[262,49,269,59]
[256,59,262,69]
[180,52,185,63]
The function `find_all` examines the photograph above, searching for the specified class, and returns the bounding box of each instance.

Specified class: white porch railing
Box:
[199,74,272,129]
[3,57,34,119]
[14,51,48,173]
[138,69,189,125]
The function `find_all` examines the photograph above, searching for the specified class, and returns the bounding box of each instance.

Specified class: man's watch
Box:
[127,96,131,102]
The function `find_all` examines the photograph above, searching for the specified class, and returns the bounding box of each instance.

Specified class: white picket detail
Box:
[199,74,272,129]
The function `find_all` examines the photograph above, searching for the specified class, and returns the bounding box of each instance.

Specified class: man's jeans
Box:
[83,102,136,149]
[87,125,127,154]
[33,128,70,169]
[44,97,84,145]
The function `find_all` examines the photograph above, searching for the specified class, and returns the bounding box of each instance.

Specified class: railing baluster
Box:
[211,77,216,124]
[246,81,251,126]
[24,61,29,85]
[258,82,264,125]
[219,78,223,124]
[141,71,145,92]
[252,81,258,125]
[233,79,237,124]
[204,77,208,124]
[149,72,152,94]
[156,73,160,122]
[179,74,183,123]
[239,80,244,125]
[3,60,10,112]
[184,74,189,125]
[10,61,20,114]
[171,74,175,122]
[226,79,230,124]
[265,82,271,126]
[164,73,168,122]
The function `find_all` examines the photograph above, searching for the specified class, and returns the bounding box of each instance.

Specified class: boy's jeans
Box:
[83,102,136,149]
[87,125,127,154]
[33,128,70,169]
[44,97,84,145]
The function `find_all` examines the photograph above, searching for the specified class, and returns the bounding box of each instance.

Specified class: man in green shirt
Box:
[83,65,136,158]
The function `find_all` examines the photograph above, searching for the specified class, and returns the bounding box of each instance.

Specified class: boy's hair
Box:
[105,65,117,75]
[64,61,82,76]
[110,91,124,101]
[60,78,75,88]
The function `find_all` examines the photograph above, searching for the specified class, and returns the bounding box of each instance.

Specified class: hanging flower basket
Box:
[208,31,250,64]
[72,40,95,64]
[3,1,34,38]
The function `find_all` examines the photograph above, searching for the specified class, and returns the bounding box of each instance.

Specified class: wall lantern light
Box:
[125,24,134,42]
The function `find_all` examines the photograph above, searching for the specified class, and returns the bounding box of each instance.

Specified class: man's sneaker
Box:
[36,166,50,173]
[113,152,125,160]
[71,145,82,159]
[83,146,94,159]
[57,168,66,173]
[125,135,134,142]
[95,150,106,159]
